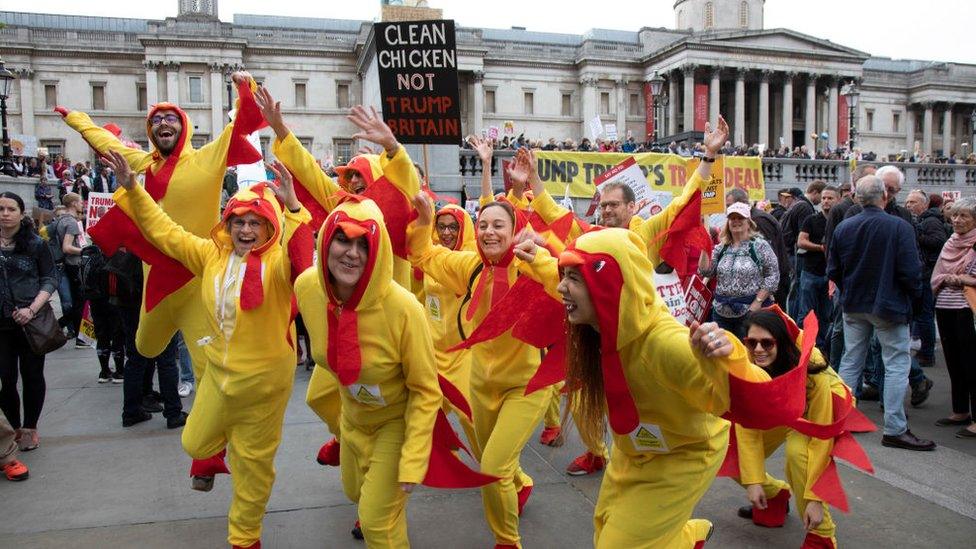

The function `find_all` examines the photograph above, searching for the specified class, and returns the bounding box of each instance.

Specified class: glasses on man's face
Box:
[743,337,777,351]
[150,114,181,126]
[436,223,460,233]
[230,219,265,230]
[599,200,623,210]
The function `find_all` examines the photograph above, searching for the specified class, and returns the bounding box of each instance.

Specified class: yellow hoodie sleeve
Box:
[735,424,769,485]
[516,247,562,301]
[276,206,313,282]
[801,373,837,503]
[396,296,442,484]
[632,171,702,265]
[112,184,215,276]
[273,132,343,212]
[64,111,153,173]
[378,145,421,200]
[407,220,482,297]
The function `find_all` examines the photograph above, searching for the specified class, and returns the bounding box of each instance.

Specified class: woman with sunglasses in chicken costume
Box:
[102,150,313,549]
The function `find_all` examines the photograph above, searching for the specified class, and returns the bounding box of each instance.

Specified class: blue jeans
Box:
[56,265,72,315]
[865,335,927,398]
[913,282,936,363]
[796,270,829,349]
[175,331,194,384]
[829,289,845,368]
[839,313,911,436]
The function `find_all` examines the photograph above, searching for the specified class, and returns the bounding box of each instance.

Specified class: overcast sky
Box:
[10,0,975,64]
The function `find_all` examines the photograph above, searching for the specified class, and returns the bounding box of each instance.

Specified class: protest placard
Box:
[85,192,115,234]
[587,156,671,220]
[654,270,691,326]
[683,275,713,325]
[374,19,462,144]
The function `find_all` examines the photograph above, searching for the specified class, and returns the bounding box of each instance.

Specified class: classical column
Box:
[143,61,159,107]
[471,70,484,135]
[668,72,679,136]
[580,75,598,138]
[708,67,720,127]
[942,103,954,156]
[14,68,35,136]
[682,65,696,132]
[165,62,181,103]
[781,72,795,149]
[906,106,916,152]
[614,78,628,136]
[758,70,771,146]
[922,101,934,154]
[805,73,817,151]
[827,77,839,149]
[734,68,746,146]
[209,63,224,135]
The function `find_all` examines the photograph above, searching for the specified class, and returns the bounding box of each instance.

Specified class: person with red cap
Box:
[102,150,313,549]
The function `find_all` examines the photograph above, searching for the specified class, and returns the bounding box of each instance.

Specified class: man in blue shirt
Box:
[828,175,935,451]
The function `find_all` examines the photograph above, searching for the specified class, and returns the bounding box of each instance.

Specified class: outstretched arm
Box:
[349,105,420,200]
[266,161,313,282]
[57,106,152,173]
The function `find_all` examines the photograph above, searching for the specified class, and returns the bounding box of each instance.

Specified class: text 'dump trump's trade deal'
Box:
[374,19,462,145]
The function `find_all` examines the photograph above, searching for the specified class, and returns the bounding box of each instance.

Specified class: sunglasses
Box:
[743,337,777,351]
[150,114,180,126]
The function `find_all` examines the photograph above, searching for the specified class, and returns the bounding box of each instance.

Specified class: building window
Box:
[739,1,749,28]
[865,109,874,132]
[892,112,901,133]
[298,137,313,150]
[485,89,496,113]
[561,93,572,116]
[137,84,147,111]
[188,76,203,103]
[336,82,351,109]
[629,93,640,115]
[44,84,57,109]
[334,138,353,165]
[523,91,534,115]
[600,92,611,116]
[40,140,65,157]
[704,2,714,29]
[295,82,307,108]
[91,83,106,110]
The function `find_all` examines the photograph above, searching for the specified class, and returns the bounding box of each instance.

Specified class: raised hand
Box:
[513,230,545,263]
[689,321,733,358]
[411,192,434,228]
[505,148,530,193]
[266,160,300,212]
[468,135,494,164]
[100,150,135,190]
[255,86,287,139]
[347,105,398,156]
[54,106,71,118]
[230,71,252,86]
[703,115,730,156]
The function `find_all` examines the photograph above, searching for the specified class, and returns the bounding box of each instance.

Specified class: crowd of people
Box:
[1,69,975,549]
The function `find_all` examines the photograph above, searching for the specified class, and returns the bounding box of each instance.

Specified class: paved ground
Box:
[2,343,975,548]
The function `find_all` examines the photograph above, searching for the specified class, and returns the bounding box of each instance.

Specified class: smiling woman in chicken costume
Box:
[102,151,313,549]
[512,225,780,549]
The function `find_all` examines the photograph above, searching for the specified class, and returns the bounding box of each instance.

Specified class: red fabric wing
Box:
[88,207,194,312]
[844,406,877,434]
[717,421,740,478]
[525,343,567,395]
[291,174,330,232]
[831,431,874,474]
[657,190,713,278]
[226,80,266,167]
[422,410,500,489]
[811,459,849,513]
[287,222,315,283]
[438,374,472,422]
[363,176,417,259]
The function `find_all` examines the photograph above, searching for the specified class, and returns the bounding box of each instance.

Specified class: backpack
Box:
[103,249,143,306]
[714,238,761,269]
[78,245,108,300]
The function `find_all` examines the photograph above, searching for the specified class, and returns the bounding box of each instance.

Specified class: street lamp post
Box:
[649,71,665,144]
[970,108,976,151]
[0,59,15,176]
[842,80,860,154]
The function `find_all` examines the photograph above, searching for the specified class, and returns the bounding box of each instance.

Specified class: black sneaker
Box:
[111,370,124,384]
[859,384,880,401]
[98,370,112,383]
[122,411,153,427]
[166,411,188,429]
[142,396,164,414]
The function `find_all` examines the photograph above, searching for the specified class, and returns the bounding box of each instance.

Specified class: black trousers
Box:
[118,306,181,420]
[0,327,46,429]
[936,307,976,417]
[89,298,124,370]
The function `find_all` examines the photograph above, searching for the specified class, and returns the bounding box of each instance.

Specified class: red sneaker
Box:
[517,484,532,516]
[566,451,606,476]
[316,437,340,466]
[3,459,29,481]
[801,532,836,549]
[189,449,230,477]
[232,541,260,549]
[751,488,790,527]
[538,426,564,446]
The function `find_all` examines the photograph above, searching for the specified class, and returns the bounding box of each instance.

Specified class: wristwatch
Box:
[703,156,717,163]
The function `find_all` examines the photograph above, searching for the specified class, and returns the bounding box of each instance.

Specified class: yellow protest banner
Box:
[687,157,726,215]
[534,151,764,203]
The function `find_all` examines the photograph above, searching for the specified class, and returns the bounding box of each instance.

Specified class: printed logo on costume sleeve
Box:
[629,423,669,452]
[426,295,442,321]
[349,383,386,406]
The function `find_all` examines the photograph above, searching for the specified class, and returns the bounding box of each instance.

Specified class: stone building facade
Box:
[1,0,974,164]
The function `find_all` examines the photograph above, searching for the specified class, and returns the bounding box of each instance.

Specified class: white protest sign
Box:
[605,124,618,141]
[589,116,603,140]
[85,192,115,234]
[653,270,691,325]
[487,126,499,140]
[592,156,667,220]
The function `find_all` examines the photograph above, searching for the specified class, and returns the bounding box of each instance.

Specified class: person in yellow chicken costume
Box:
[57,72,263,378]
[512,223,775,549]
[721,307,875,549]
[102,151,313,549]
[254,87,422,469]
[293,196,444,548]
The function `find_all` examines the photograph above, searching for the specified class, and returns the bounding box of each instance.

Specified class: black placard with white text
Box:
[374,20,462,145]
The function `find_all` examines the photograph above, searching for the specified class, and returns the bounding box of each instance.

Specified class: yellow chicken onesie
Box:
[113,180,311,549]
[524,228,772,549]
[63,81,261,377]
[294,198,442,548]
